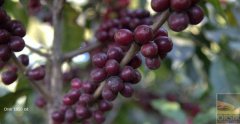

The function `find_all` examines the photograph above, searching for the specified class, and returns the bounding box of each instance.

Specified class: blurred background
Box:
[0,0,240,124]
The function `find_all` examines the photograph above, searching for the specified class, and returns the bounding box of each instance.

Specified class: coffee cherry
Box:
[35,96,47,108]
[0,45,11,62]
[154,36,173,54]
[27,66,45,81]
[51,111,65,123]
[187,5,204,25]
[93,110,105,124]
[82,81,96,94]
[0,29,10,43]
[102,86,117,101]
[114,29,134,46]
[120,83,134,97]
[1,70,17,85]
[9,36,25,52]
[107,47,124,62]
[90,68,107,83]
[8,20,26,37]
[168,12,189,32]
[145,57,161,70]
[63,94,75,106]
[99,100,113,112]
[151,0,170,12]
[0,8,7,23]
[134,25,153,44]
[96,31,109,43]
[71,78,82,89]
[65,108,76,123]
[68,90,81,102]
[141,42,158,58]
[131,70,142,84]
[106,76,124,93]
[92,52,108,68]
[105,59,120,76]
[18,54,29,66]
[170,0,191,12]
[120,66,135,82]
[128,54,142,69]
[75,104,91,119]
[135,9,150,19]
[79,93,94,105]
[154,28,168,39]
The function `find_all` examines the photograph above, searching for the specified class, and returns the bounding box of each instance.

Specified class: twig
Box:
[25,44,49,58]
[11,54,52,103]
[62,41,101,61]
[93,10,171,99]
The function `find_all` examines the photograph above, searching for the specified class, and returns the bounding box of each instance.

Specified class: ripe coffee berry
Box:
[1,70,17,85]
[99,100,113,112]
[96,31,109,43]
[120,66,135,82]
[79,93,94,105]
[154,28,168,39]
[35,96,47,108]
[145,57,161,70]
[27,66,45,81]
[128,54,142,69]
[102,86,117,101]
[154,36,173,54]
[120,83,134,97]
[170,0,191,12]
[92,52,108,68]
[0,45,11,61]
[90,68,107,83]
[52,111,65,123]
[114,29,134,46]
[75,104,92,119]
[141,42,158,58]
[105,59,120,76]
[151,0,170,12]
[187,5,204,25]
[63,94,75,106]
[65,108,76,123]
[107,47,124,62]
[18,54,29,66]
[134,25,153,44]
[93,110,105,123]
[82,81,96,94]
[9,36,25,52]
[168,12,189,32]
[0,29,10,43]
[106,76,124,93]
[71,78,82,89]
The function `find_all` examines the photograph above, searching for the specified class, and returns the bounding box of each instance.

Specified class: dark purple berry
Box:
[128,54,142,69]
[68,90,81,102]
[120,83,134,97]
[93,111,105,124]
[18,54,29,66]
[75,104,91,119]
[134,25,153,44]
[105,59,120,76]
[99,100,113,112]
[154,36,173,54]
[106,76,124,93]
[187,5,204,25]
[96,31,109,43]
[1,70,17,85]
[168,12,189,32]
[114,29,134,46]
[0,29,10,43]
[131,70,142,84]
[65,108,76,123]
[35,96,47,108]
[9,36,25,52]
[154,28,168,39]
[171,0,191,12]
[27,66,45,81]
[8,20,26,37]
[141,42,158,58]
[63,94,75,106]
[107,47,124,62]
[120,66,135,82]
[151,0,170,12]
[145,57,161,70]
[92,52,108,68]
[71,78,82,89]
[102,86,117,101]
[79,93,94,105]
[82,81,96,94]
[0,45,11,62]
[90,68,107,83]
[52,111,65,123]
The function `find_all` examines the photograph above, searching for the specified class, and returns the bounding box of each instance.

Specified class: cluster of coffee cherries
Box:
[0,0,29,85]
[96,8,153,43]
[151,0,204,32]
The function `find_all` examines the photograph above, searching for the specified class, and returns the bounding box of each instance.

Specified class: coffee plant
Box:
[0,0,240,124]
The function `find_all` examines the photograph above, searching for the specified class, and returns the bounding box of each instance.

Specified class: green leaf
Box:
[152,100,187,124]
[62,4,85,52]
[208,0,225,18]
[0,88,31,119]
